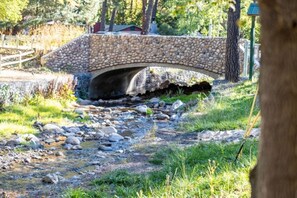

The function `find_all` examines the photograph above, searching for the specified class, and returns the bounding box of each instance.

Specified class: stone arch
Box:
[89,62,219,99]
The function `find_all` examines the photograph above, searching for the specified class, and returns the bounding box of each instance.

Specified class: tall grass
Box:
[64,141,258,198]
[181,81,260,131]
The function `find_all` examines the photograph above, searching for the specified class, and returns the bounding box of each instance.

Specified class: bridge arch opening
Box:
[89,63,218,100]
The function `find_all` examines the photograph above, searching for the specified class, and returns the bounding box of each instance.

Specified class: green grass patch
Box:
[65,140,258,198]
[0,95,85,138]
[182,81,260,132]
[160,92,207,103]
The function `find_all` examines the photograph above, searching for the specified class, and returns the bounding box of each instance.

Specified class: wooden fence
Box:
[1,34,75,51]
[0,50,36,67]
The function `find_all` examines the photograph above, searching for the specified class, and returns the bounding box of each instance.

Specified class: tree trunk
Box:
[151,0,158,22]
[141,0,147,34]
[252,0,297,197]
[142,0,154,35]
[109,7,118,32]
[130,0,133,16]
[100,0,108,31]
[224,0,240,82]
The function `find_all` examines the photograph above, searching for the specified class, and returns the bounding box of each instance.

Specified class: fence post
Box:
[19,51,22,68]
[243,40,249,77]
[1,35,4,47]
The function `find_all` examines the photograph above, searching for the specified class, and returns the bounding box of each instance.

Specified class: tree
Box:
[151,0,158,22]
[224,0,240,82]
[100,0,108,31]
[251,0,297,197]
[0,0,28,23]
[141,0,154,35]
[109,0,119,32]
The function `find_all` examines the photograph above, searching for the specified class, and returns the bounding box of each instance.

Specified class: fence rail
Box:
[0,50,36,67]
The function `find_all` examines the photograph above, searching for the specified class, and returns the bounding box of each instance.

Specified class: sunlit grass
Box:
[65,141,257,198]
[181,81,260,131]
[0,97,82,138]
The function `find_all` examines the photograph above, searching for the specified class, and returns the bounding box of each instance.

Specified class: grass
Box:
[64,140,258,198]
[0,95,87,138]
[160,92,207,103]
[182,81,260,132]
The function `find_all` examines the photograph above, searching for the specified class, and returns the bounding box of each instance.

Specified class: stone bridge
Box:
[42,34,243,99]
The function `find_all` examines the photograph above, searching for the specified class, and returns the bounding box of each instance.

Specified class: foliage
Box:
[65,140,258,197]
[182,81,260,132]
[146,107,154,116]
[0,0,28,23]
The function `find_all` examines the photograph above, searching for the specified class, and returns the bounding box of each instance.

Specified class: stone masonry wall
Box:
[42,34,244,76]
[42,34,90,73]
[89,35,226,75]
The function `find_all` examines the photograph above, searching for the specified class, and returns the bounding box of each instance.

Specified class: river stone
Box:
[75,108,85,115]
[65,136,80,145]
[170,100,184,112]
[149,97,160,103]
[156,113,170,120]
[44,138,55,144]
[170,114,179,121]
[64,144,73,150]
[159,100,166,108]
[98,145,113,151]
[43,124,64,133]
[101,126,117,134]
[72,145,82,150]
[135,105,148,114]
[65,127,81,134]
[108,133,124,142]
[77,99,92,105]
[42,173,59,184]
[22,134,40,142]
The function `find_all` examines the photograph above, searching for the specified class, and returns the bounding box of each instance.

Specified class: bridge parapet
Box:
[42,34,234,76]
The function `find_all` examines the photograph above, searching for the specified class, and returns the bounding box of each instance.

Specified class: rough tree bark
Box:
[251,0,297,197]
[141,0,147,34]
[142,0,154,35]
[224,0,240,82]
[109,6,118,32]
[151,0,158,22]
[100,0,108,31]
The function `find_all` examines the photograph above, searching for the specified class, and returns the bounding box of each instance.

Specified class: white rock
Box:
[135,105,148,114]
[170,100,184,112]
[75,108,85,115]
[43,124,64,133]
[65,136,80,145]
[101,126,117,134]
[108,133,124,142]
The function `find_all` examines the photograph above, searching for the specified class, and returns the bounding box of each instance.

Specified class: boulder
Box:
[108,133,124,142]
[43,124,64,133]
[101,126,117,134]
[156,113,170,120]
[135,105,148,114]
[170,100,184,112]
[65,136,81,145]
[42,174,59,184]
